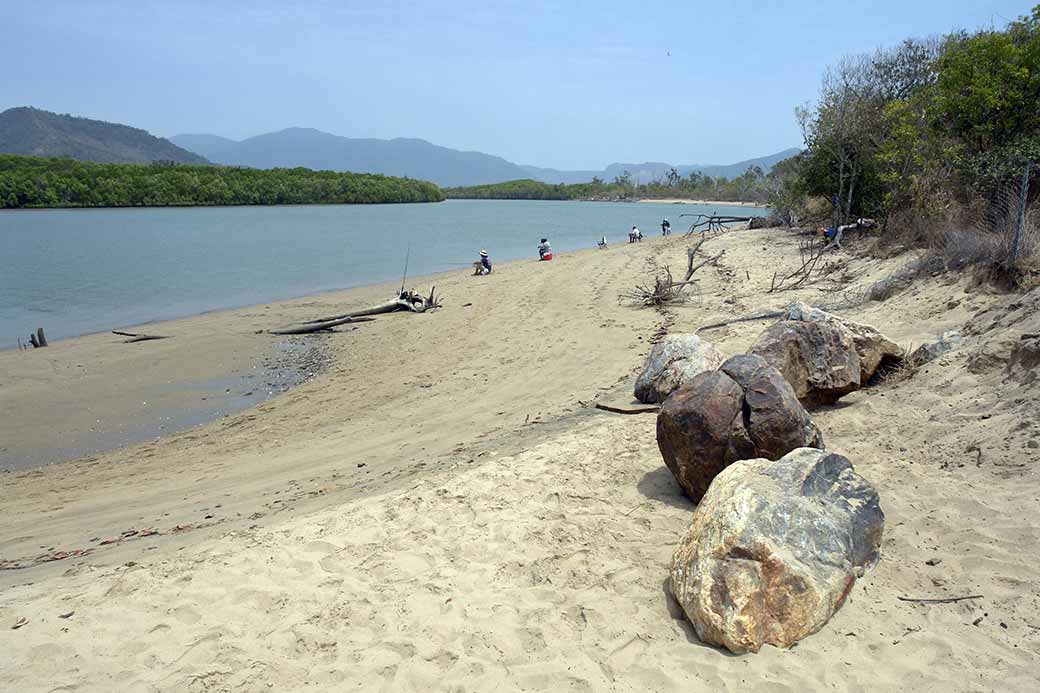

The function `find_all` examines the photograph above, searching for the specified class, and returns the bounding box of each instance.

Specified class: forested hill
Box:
[0,107,208,165]
[0,155,445,208]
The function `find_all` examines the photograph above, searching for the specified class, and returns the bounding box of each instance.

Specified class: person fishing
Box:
[538,238,553,261]
[661,218,671,236]
[473,249,492,275]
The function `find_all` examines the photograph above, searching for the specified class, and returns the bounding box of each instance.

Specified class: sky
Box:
[1,0,1034,169]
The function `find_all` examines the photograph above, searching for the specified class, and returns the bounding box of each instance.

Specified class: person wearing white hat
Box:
[473,249,492,275]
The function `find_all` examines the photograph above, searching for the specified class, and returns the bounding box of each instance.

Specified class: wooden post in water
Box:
[37,327,48,347]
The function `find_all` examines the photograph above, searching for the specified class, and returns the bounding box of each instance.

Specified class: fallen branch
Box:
[677,250,726,290]
[593,403,661,415]
[897,594,983,605]
[270,316,375,335]
[681,214,753,237]
[697,310,784,332]
[299,287,442,324]
[112,330,172,343]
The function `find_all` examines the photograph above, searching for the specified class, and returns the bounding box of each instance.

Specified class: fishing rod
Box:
[399,244,411,294]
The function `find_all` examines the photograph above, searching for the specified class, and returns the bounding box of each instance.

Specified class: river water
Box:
[0,199,765,347]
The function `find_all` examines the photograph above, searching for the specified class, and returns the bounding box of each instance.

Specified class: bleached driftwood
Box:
[270,316,375,335]
[276,288,443,334]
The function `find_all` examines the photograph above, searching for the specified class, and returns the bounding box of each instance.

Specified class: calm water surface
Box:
[0,200,765,347]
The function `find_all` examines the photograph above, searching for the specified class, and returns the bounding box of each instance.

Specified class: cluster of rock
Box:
[633,303,900,654]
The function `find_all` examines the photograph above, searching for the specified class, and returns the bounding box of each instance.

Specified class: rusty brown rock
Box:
[670,448,884,654]
[720,354,824,458]
[749,319,860,406]
[657,371,744,503]
[656,356,823,503]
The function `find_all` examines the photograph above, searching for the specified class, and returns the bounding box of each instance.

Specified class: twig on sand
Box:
[697,310,784,332]
[897,595,983,605]
[593,403,660,415]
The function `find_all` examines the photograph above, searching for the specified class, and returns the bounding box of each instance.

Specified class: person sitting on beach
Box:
[537,238,553,261]
[661,218,671,236]
[473,250,492,275]
[821,217,877,250]
[598,235,608,249]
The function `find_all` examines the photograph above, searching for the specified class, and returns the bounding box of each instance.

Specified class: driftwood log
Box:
[274,288,442,335]
[271,316,375,335]
[113,331,172,343]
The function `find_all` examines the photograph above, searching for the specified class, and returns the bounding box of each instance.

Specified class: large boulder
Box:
[634,334,725,403]
[782,302,904,383]
[656,355,823,503]
[749,319,860,406]
[670,448,884,654]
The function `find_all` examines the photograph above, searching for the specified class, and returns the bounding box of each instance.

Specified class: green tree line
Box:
[773,4,1040,232]
[0,155,445,208]
[445,166,776,203]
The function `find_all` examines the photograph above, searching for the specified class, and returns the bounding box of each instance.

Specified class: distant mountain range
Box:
[519,149,802,185]
[170,128,526,188]
[0,107,208,164]
[0,106,799,187]
[171,128,799,187]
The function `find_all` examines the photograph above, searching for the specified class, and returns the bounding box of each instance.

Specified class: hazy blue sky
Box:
[2,0,1034,168]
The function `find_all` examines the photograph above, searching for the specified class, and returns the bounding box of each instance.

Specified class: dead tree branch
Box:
[696,310,785,332]
[768,236,846,292]
[270,316,376,335]
[113,331,172,343]
[593,403,661,415]
[300,287,443,324]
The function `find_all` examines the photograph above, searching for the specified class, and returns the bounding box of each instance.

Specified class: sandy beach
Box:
[639,198,770,208]
[2,227,1039,690]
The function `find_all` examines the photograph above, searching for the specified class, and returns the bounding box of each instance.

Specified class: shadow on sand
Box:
[636,465,694,511]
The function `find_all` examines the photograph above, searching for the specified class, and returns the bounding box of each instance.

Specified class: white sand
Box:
[2,228,1039,690]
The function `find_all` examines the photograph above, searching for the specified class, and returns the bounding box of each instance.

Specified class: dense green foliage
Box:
[446,166,777,203]
[785,5,1040,227]
[0,155,445,208]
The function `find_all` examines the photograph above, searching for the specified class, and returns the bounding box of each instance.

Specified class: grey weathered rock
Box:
[1008,334,1040,385]
[749,319,860,406]
[909,330,962,366]
[634,334,725,404]
[670,448,884,654]
[782,302,903,382]
[656,355,823,503]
